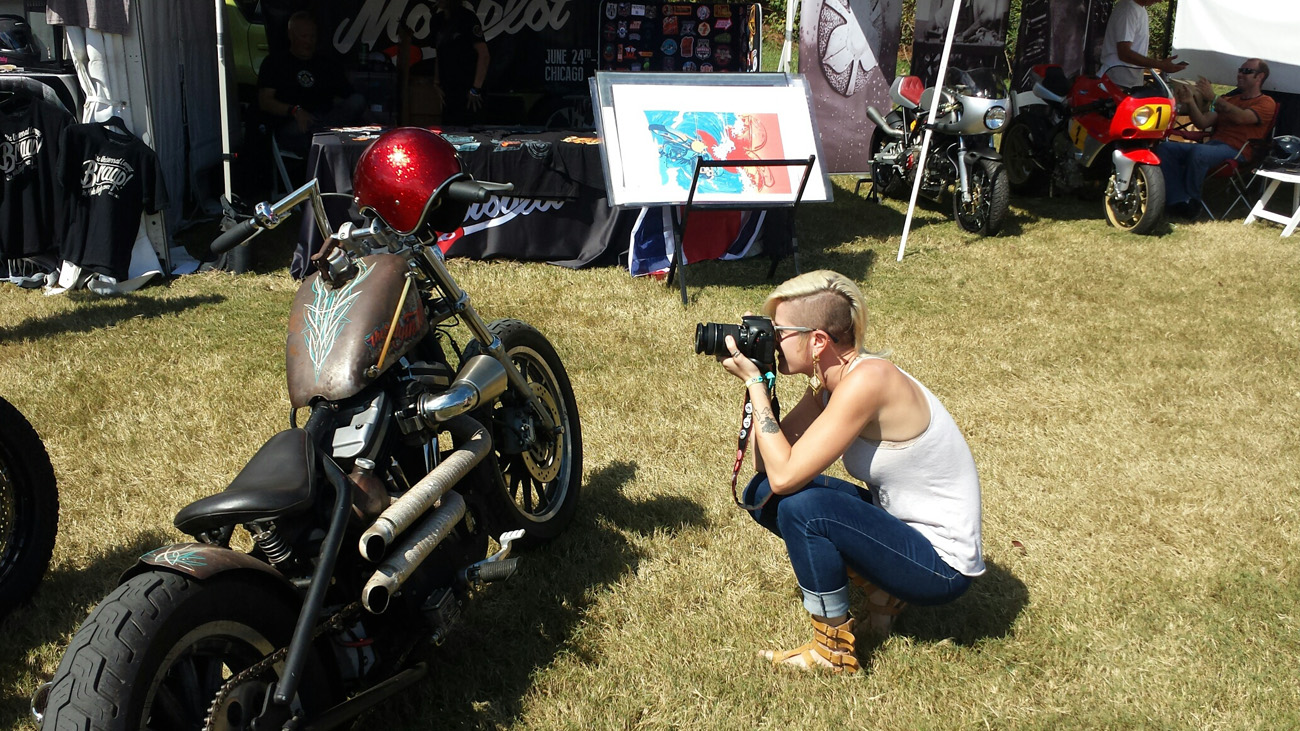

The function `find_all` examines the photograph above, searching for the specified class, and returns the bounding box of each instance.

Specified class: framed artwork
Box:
[591,72,833,206]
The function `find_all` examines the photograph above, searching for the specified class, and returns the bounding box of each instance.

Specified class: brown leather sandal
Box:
[761,616,861,673]
[846,566,908,637]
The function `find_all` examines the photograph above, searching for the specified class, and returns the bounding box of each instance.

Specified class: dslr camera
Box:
[694,316,777,375]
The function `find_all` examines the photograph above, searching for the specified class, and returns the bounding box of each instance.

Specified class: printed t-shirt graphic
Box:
[0,97,74,259]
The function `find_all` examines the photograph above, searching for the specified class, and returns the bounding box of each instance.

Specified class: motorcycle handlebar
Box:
[210,218,260,255]
[445,180,514,204]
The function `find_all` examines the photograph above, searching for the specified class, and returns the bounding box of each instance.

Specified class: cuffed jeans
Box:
[1157,139,1238,206]
[744,474,971,618]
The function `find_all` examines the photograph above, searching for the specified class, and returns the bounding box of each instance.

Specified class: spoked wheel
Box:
[0,396,58,619]
[953,158,1011,236]
[40,572,328,730]
[469,319,582,547]
[1001,119,1048,195]
[1105,162,1166,235]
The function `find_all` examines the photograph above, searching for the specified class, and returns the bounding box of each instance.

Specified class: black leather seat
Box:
[174,429,319,535]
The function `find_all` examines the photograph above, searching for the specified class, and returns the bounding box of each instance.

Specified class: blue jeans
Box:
[744,474,971,618]
[1157,139,1239,206]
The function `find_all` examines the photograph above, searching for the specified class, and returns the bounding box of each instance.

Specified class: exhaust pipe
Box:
[359,415,491,562]
[867,106,903,138]
[417,355,507,424]
[362,490,466,613]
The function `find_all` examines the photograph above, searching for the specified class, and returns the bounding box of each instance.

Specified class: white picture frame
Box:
[591,72,833,207]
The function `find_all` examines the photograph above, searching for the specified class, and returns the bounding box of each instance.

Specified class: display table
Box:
[292,127,637,278]
[1244,167,1300,237]
[291,126,788,281]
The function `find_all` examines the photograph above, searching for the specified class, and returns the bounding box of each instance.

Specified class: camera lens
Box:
[694,322,740,357]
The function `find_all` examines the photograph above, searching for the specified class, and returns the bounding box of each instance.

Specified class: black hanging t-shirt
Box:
[0,97,74,260]
[58,122,169,280]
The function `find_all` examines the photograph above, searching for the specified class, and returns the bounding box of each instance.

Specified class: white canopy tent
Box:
[1170,0,1300,94]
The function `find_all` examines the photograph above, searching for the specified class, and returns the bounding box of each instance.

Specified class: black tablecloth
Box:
[292,127,634,278]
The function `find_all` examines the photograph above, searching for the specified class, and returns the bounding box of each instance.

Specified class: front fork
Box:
[1111,149,1138,198]
[414,245,560,439]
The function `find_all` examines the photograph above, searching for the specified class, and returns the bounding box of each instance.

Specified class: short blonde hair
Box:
[761,270,871,353]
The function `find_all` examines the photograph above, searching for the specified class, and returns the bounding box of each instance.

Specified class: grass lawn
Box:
[2,181,1298,729]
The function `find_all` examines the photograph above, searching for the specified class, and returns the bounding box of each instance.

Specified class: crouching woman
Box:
[718,270,984,672]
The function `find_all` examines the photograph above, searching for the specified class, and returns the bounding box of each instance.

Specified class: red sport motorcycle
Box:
[35,128,582,730]
[1001,64,1176,234]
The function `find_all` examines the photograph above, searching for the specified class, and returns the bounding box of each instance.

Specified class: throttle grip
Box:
[211,219,260,255]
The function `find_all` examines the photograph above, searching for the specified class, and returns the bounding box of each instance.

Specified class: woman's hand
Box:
[718,334,761,381]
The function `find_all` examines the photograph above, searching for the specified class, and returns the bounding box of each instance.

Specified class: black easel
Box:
[665,155,816,305]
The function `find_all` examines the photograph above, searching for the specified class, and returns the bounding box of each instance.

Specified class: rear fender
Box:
[121,542,295,593]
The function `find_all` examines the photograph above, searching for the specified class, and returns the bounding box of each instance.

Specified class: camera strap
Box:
[730,374,778,509]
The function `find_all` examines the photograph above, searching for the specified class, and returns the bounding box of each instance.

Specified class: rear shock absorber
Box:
[248,522,294,564]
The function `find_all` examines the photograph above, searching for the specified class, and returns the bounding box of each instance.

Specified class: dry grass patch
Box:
[1,178,1297,729]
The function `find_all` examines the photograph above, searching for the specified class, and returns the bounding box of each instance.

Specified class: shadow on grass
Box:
[368,460,708,728]
[892,558,1028,646]
[0,529,173,728]
[0,294,226,344]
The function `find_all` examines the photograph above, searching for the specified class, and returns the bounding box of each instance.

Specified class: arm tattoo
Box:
[757,406,780,434]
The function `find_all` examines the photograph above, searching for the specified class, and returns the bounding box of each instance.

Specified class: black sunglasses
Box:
[1238,67,1261,75]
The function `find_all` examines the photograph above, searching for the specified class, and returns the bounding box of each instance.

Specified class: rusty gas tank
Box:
[286,254,428,409]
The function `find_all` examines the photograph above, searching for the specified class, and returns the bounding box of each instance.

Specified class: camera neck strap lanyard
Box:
[730,372,778,508]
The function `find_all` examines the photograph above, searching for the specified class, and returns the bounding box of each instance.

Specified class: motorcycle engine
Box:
[1050,132,1085,193]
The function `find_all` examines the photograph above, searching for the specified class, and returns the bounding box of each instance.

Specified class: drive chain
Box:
[202,601,363,731]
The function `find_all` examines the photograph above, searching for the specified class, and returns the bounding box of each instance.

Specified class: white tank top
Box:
[828,359,986,577]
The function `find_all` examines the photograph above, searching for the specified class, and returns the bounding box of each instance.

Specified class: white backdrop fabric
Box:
[1170,0,1300,93]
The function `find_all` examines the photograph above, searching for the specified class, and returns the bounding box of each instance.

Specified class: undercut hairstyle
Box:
[761,270,877,354]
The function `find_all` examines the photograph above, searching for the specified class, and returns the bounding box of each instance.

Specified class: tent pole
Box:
[778,0,796,72]
[896,0,963,262]
[215,0,234,201]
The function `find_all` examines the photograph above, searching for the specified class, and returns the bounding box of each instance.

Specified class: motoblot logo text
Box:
[333,0,572,52]
[462,196,564,234]
[81,156,135,197]
[1,128,43,181]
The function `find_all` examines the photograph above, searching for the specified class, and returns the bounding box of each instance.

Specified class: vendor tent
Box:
[1170,0,1300,93]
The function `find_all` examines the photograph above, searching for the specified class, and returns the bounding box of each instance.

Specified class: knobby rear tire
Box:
[41,571,326,731]
[0,396,58,619]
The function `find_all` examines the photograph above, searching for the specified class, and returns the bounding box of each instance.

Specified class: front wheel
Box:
[40,572,329,730]
[1105,162,1165,235]
[0,396,58,619]
[953,158,1011,236]
[468,319,582,547]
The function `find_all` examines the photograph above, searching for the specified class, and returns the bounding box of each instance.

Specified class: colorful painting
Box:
[594,73,832,206]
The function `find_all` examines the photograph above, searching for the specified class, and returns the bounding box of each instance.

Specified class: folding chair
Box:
[1199,133,1274,220]
[270,133,304,198]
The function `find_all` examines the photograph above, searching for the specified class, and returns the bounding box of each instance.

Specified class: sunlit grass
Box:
[2,180,1297,729]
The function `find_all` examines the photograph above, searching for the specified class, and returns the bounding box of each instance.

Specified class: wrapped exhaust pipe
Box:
[359,414,491,562]
[362,491,466,614]
[417,355,507,424]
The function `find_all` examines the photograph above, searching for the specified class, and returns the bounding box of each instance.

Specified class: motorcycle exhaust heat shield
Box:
[286,254,429,409]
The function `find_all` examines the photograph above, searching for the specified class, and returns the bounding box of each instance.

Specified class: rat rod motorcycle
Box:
[867,66,1012,236]
[1000,64,1176,235]
[35,128,582,730]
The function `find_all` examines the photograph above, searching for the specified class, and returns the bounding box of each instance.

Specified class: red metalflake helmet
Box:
[353,127,471,235]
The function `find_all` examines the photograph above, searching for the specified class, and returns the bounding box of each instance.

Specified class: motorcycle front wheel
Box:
[41,572,329,730]
[0,396,58,619]
[469,319,582,547]
[1105,162,1165,235]
[953,158,1011,236]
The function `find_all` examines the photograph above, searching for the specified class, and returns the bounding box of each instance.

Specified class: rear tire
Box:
[953,159,1011,236]
[1001,118,1048,195]
[41,572,327,730]
[0,396,58,619]
[467,319,582,548]
[1105,162,1165,235]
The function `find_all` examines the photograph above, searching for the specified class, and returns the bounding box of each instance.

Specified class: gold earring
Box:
[809,352,822,396]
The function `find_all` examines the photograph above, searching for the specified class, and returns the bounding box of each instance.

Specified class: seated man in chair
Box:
[1158,58,1277,220]
[257,11,366,157]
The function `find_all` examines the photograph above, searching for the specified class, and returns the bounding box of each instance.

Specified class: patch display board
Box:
[591,72,832,206]
[596,2,761,73]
